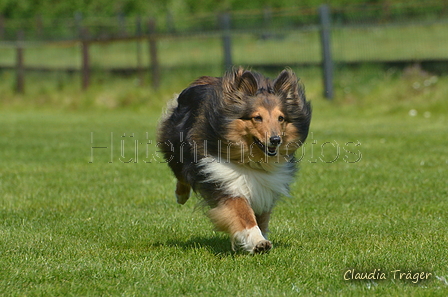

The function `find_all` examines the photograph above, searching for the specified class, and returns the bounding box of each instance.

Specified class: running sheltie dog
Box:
[158,68,311,254]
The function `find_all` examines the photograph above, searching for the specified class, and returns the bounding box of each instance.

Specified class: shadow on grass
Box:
[150,236,293,257]
[165,236,233,256]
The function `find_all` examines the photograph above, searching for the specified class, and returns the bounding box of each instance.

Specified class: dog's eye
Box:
[253,116,263,122]
[278,116,285,122]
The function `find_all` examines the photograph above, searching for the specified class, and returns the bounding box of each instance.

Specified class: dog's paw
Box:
[253,240,272,254]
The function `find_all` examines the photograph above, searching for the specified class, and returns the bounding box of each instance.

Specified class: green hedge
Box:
[1,0,446,20]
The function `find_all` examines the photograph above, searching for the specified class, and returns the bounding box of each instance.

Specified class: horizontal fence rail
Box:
[0,2,447,96]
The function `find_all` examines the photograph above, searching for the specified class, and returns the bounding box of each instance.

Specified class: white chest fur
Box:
[198,157,295,214]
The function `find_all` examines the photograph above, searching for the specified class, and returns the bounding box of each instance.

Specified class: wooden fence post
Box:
[81,28,90,90]
[319,5,334,99]
[220,13,232,71]
[263,7,272,29]
[136,16,144,86]
[36,15,43,38]
[74,12,83,38]
[148,18,160,89]
[0,15,5,39]
[118,12,127,37]
[16,30,25,94]
[166,11,176,33]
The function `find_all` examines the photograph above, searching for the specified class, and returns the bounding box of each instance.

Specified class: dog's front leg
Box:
[175,180,191,205]
[208,197,272,254]
[256,212,271,240]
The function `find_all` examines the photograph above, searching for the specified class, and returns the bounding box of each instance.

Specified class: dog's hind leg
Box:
[175,180,191,205]
[208,197,272,254]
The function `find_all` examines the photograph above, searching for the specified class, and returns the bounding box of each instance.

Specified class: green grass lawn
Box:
[0,66,447,296]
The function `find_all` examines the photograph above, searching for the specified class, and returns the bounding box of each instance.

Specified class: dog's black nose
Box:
[269,135,281,146]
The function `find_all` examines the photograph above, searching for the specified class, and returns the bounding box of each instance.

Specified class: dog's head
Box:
[222,68,312,162]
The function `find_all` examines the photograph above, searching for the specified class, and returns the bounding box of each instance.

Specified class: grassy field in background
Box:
[0,21,448,69]
[0,65,447,295]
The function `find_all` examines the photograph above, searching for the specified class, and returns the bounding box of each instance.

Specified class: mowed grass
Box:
[1,67,448,296]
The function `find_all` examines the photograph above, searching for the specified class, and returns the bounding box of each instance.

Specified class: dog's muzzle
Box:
[253,136,282,157]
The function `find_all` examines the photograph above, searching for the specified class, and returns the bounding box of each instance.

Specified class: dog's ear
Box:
[274,69,301,103]
[237,71,258,96]
[223,68,258,98]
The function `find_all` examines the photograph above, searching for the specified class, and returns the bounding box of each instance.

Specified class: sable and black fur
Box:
[158,67,311,253]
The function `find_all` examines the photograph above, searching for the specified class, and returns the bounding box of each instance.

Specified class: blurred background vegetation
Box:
[1,0,447,19]
[0,0,447,111]
[1,0,448,38]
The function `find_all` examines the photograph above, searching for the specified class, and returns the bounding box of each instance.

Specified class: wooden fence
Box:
[1,2,448,98]
[1,5,335,98]
[7,19,162,93]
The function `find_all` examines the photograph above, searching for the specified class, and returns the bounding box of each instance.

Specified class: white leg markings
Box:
[232,226,270,253]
